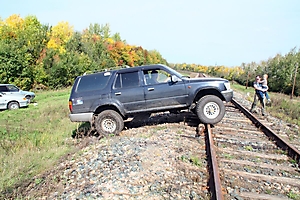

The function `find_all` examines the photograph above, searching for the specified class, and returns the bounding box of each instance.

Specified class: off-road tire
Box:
[95,110,124,136]
[196,95,225,124]
[8,102,20,110]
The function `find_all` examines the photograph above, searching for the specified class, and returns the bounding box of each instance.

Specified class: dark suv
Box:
[69,64,233,136]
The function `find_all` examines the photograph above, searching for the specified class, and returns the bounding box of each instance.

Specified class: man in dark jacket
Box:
[250,75,267,116]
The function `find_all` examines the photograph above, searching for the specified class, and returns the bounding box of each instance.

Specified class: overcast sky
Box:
[2,0,300,66]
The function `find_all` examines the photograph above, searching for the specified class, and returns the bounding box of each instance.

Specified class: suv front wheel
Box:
[95,110,124,136]
[196,95,225,124]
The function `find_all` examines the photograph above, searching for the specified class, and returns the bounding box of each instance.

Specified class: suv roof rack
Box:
[82,65,131,76]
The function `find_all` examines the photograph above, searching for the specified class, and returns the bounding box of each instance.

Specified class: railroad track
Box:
[10,95,300,199]
[205,98,300,200]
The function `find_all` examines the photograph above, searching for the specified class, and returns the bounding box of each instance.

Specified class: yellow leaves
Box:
[0,18,4,26]
[197,65,208,73]
[0,14,24,39]
[59,46,66,54]
[47,21,73,53]
[47,38,58,49]
[4,14,24,29]
[50,21,73,42]
[106,38,114,44]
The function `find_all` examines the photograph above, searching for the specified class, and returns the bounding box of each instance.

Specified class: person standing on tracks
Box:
[259,74,271,106]
[250,75,267,116]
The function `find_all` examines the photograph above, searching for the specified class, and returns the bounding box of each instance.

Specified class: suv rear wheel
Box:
[196,95,225,124]
[95,110,124,136]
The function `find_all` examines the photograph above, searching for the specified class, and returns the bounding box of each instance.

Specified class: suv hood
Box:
[183,77,228,83]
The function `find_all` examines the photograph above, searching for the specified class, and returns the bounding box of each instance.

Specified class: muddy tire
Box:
[196,95,225,124]
[95,110,124,136]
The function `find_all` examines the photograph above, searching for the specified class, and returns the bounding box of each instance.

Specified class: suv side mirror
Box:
[171,75,180,83]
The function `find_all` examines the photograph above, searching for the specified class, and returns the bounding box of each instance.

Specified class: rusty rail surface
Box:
[231,98,300,167]
[206,124,224,200]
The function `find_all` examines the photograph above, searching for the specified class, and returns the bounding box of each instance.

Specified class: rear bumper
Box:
[69,113,93,122]
[221,89,234,102]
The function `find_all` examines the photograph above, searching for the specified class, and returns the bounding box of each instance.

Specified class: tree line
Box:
[172,47,300,97]
[0,14,168,90]
[1,14,299,97]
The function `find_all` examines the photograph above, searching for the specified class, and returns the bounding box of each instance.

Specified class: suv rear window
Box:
[76,72,111,92]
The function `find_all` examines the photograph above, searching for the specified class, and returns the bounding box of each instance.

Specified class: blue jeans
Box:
[256,90,264,100]
[262,86,270,100]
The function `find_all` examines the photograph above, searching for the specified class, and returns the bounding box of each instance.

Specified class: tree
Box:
[0,15,49,89]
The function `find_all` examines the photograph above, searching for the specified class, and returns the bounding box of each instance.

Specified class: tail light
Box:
[68,100,73,112]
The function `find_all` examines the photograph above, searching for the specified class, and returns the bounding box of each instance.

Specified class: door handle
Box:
[148,88,154,91]
[115,92,121,95]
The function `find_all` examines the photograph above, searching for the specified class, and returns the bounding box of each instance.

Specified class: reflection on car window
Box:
[143,69,170,85]
[7,85,19,92]
[114,71,139,89]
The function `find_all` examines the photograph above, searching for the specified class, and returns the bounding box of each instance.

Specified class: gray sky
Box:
[2,0,300,66]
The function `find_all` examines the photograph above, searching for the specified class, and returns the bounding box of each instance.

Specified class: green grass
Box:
[287,191,300,200]
[0,88,78,195]
[244,145,253,151]
[179,155,203,167]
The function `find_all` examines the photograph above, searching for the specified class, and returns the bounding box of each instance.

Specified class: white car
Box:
[0,84,35,102]
[0,92,29,110]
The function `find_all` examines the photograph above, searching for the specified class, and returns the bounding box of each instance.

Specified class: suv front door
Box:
[143,69,188,111]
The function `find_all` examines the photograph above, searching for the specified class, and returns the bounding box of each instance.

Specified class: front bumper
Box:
[221,89,234,102]
[19,100,29,108]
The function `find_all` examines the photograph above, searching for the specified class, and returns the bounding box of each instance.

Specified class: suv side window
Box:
[143,69,170,85]
[114,71,139,88]
[77,72,111,92]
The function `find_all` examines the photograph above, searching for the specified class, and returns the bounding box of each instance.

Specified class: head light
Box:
[224,82,231,90]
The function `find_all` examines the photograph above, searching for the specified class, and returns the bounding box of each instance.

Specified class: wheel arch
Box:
[194,88,225,103]
[94,104,124,118]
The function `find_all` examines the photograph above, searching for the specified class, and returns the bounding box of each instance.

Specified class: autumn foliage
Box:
[0,14,299,96]
[0,15,167,90]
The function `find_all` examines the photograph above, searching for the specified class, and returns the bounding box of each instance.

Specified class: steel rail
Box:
[206,124,224,200]
[231,98,300,167]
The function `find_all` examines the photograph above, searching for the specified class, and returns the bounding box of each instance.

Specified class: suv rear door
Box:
[111,70,145,113]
